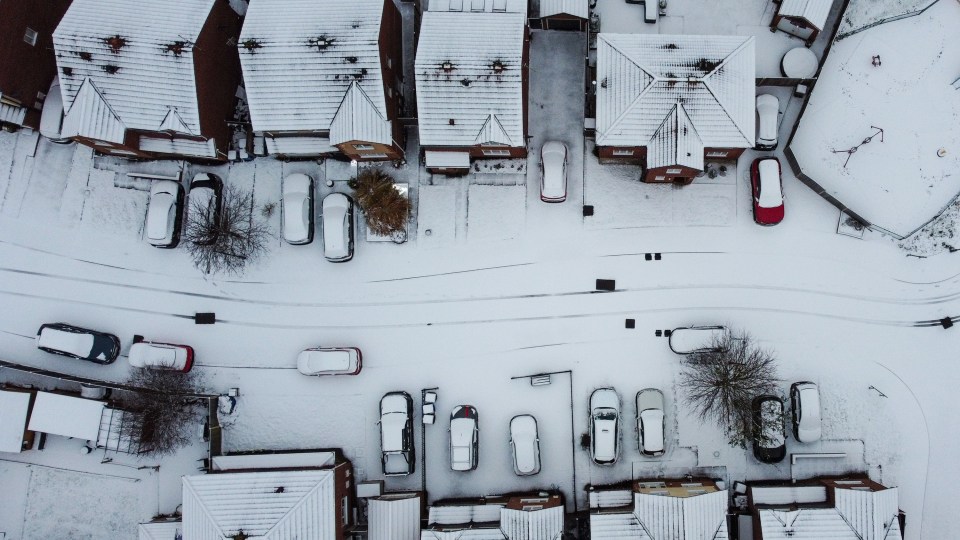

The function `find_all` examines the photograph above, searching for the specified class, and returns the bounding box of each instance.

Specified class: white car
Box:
[380,392,415,476]
[636,389,665,456]
[509,414,541,476]
[790,382,822,443]
[589,388,621,465]
[321,193,354,262]
[668,326,727,354]
[540,141,567,203]
[282,173,314,245]
[296,347,362,376]
[128,341,194,372]
[755,94,780,150]
[449,405,478,471]
[146,180,184,248]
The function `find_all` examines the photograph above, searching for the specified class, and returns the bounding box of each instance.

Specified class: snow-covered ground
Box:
[0,15,958,540]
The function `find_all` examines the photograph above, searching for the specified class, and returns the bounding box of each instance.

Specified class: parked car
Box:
[668,325,727,354]
[128,340,194,372]
[540,141,567,203]
[146,180,185,248]
[449,405,479,471]
[282,173,314,245]
[750,157,785,226]
[321,193,354,262]
[509,414,541,476]
[755,94,780,150]
[752,395,786,463]
[296,347,362,376]
[39,76,70,143]
[589,388,621,465]
[790,381,822,443]
[380,392,415,476]
[36,323,120,364]
[636,389,665,457]
[188,173,223,240]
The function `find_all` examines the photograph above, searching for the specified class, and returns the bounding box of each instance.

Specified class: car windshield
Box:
[595,409,618,421]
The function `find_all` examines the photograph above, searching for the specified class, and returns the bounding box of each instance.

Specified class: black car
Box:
[36,323,120,364]
[752,395,786,463]
[188,173,224,245]
[379,391,415,476]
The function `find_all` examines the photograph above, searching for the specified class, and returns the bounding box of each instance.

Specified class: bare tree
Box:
[678,330,780,448]
[183,184,270,275]
[349,168,410,237]
[120,369,209,456]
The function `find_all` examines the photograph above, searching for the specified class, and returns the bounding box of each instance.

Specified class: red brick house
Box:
[52,0,242,161]
[594,34,755,183]
[182,449,356,540]
[415,0,530,175]
[239,0,405,162]
[0,0,72,130]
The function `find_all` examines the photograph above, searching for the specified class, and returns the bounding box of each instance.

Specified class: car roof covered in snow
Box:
[757,159,783,208]
[37,326,93,357]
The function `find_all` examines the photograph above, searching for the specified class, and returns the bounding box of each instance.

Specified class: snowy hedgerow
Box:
[349,168,410,237]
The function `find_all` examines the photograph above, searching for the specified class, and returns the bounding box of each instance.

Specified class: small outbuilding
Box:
[538,0,590,31]
[770,0,834,46]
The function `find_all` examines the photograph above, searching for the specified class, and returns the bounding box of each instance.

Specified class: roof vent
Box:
[310,35,335,51]
[600,77,608,88]
[448,118,456,125]
[351,20,361,29]
[61,66,73,77]
[78,51,92,61]
[491,60,505,74]
[164,41,187,56]
[242,39,262,52]
[104,35,127,54]
[345,56,358,64]
[231,531,250,540]
[102,64,120,74]
[441,61,454,72]
[275,486,285,493]
[460,78,471,87]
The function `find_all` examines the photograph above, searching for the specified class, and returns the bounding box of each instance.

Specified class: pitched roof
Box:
[415,11,526,148]
[499,506,565,540]
[369,496,422,540]
[138,521,182,540]
[647,103,704,170]
[590,491,729,540]
[595,34,754,150]
[239,0,390,136]
[329,82,393,146]
[778,0,832,30]
[53,0,212,140]
[758,488,902,540]
[181,470,336,540]
[422,504,563,540]
[540,0,589,19]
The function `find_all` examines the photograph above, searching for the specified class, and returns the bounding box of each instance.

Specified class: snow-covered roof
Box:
[138,520,182,540]
[267,136,338,156]
[422,530,505,540]
[777,0,832,30]
[750,485,826,505]
[27,392,105,441]
[590,491,729,540]
[0,390,31,453]
[415,11,526,148]
[540,0,589,19]
[211,451,336,471]
[430,503,505,525]
[239,0,392,144]
[182,470,336,540]
[370,496,422,540]
[788,0,960,238]
[53,0,213,142]
[647,104,704,170]
[429,0,528,15]
[595,34,755,151]
[758,488,901,540]
[500,506,565,540]
[139,135,217,158]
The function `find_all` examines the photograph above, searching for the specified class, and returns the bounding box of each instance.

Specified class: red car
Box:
[750,157,784,225]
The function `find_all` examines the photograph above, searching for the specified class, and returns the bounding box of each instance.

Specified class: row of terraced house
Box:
[1,0,761,184]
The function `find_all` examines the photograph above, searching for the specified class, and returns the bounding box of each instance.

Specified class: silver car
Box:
[636,389,665,457]
[321,193,354,262]
[589,388,621,465]
[449,405,479,471]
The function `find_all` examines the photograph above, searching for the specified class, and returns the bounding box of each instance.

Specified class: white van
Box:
[644,0,658,23]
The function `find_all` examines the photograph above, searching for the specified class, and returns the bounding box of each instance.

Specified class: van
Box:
[644,0,658,23]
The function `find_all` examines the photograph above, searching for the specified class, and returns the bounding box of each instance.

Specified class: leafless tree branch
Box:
[183,184,271,275]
